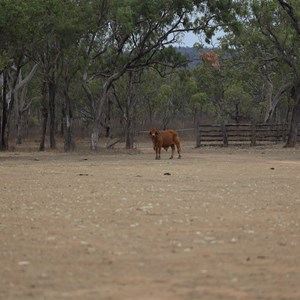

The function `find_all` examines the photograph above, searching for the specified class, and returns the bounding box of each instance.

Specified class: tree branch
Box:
[278,0,300,35]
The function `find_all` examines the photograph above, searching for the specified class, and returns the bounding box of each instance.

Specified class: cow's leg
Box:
[177,143,181,159]
[156,146,161,160]
[169,145,175,159]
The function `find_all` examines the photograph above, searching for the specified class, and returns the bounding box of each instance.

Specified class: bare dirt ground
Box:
[0,141,300,300]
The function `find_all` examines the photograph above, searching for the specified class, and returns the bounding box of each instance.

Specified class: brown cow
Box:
[149,128,181,160]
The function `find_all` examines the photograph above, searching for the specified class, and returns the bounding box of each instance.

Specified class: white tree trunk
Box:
[91,124,100,151]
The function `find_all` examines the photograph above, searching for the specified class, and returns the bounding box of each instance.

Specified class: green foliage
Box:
[223,84,254,121]
[189,92,210,113]
[220,0,300,124]
[3,0,299,144]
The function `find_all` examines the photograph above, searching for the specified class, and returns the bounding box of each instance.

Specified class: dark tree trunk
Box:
[16,111,24,145]
[125,119,134,149]
[125,97,135,149]
[49,73,56,149]
[125,72,135,149]
[0,68,8,150]
[235,103,241,125]
[39,108,48,151]
[221,121,228,147]
[285,82,300,147]
[105,98,112,138]
[39,78,48,151]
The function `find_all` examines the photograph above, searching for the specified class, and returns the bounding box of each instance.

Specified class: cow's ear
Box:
[155,130,159,135]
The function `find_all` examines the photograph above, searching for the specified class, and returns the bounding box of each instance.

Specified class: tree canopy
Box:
[1,0,300,150]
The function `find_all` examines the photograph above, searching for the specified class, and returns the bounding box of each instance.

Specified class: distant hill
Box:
[175,46,211,68]
[175,47,200,68]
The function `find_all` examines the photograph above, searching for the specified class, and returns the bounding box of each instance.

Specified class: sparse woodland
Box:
[1,0,299,151]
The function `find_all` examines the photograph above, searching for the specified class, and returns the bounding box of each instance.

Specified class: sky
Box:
[178,30,224,47]
[181,31,202,46]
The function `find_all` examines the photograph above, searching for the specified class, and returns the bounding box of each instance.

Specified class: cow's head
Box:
[149,128,159,138]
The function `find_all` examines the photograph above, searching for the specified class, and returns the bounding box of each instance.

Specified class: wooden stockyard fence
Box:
[195,123,299,146]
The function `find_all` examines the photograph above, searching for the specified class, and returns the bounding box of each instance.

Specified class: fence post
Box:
[221,122,228,146]
[251,122,256,146]
[196,121,201,148]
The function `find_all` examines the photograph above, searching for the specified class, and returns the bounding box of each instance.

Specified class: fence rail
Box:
[196,123,293,146]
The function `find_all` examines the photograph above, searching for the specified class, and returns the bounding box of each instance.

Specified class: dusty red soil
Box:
[0,142,299,300]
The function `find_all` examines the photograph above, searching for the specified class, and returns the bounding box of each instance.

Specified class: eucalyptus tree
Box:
[0,0,40,149]
[193,59,226,121]
[188,92,210,125]
[245,0,300,145]
[225,0,300,146]
[155,69,196,129]
[1,0,88,151]
[276,0,300,146]
[56,2,91,152]
[14,64,39,144]
[111,71,141,149]
[26,0,88,151]
[112,51,186,149]
[135,69,163,125]
[80,0,244,150]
